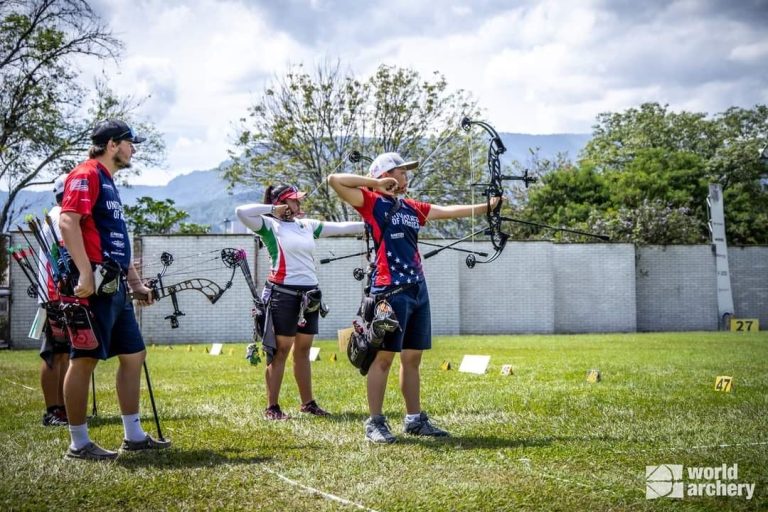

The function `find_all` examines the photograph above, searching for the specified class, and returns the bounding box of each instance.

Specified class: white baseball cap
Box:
[369,152,418,178]
[53,175,66,197]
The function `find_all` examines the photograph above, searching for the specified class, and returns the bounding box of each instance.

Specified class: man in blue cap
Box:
[59,119,169,460]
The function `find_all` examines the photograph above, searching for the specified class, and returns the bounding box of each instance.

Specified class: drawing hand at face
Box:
[275,198,303,221]
[375,177,400,196]
[272,204,290,219]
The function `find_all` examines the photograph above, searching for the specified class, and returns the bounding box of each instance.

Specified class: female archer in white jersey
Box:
[236,184,363,419]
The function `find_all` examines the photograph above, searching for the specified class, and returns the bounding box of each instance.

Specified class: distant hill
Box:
[498,132,592,165]
[1,132,590,232]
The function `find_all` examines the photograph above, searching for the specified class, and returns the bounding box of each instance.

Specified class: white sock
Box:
[405,413,421,423]
[69,423,90,451]
[121,413,146,442]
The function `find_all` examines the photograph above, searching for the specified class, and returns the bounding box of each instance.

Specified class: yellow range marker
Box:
[586,369,602,383]
[730,319,760,332]
[715,376,733,392]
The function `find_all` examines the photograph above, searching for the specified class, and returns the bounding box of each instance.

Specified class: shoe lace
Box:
[375,418,393,437]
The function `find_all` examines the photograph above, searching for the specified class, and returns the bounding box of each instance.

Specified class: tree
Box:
[124,197,209,235]
[227,61,482,235]
[0,0,165,233]
[518,103,768,244]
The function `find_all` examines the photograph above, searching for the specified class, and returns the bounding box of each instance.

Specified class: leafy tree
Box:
[519,103,767,244]
[523,163,608,228]
[0,0,165,233]
[587,199,704,245]
[227,61,482,235]
[124,197,209,235]
[177,222,211,235]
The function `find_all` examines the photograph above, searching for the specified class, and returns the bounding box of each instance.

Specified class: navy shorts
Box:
[71,281,145,360]
[268,284,319,337]
[373,280,431,352]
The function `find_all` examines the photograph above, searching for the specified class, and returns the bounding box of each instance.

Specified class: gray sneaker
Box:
[365,415,396,444]
[121,434,172,451]
[403,412,450,437]
[65,442,118,461]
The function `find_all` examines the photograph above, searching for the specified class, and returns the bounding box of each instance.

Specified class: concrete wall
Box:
[458,242,555,334]
[553,244,637,333]
[729,246,768,327]
[8,234,768,347]
[635,245,719,332]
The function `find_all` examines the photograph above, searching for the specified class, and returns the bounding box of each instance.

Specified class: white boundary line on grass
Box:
[263,466,380,512]
[517,458,618,496]
[610,440,768,455]
[3,378,35,391]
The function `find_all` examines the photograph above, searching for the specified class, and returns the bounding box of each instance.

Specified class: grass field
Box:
[1,332,766,511]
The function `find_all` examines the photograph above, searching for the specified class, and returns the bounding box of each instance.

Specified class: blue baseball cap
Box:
[91,119,146,145]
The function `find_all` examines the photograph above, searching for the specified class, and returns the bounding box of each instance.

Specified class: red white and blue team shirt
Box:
[60,159,131,272]
[354,189,431,288]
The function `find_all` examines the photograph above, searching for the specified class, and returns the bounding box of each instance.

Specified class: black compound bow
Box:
[425,116,609,268]
[461,116,537,267]
[135,248,252,328]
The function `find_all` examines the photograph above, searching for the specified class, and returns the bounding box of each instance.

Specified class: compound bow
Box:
[425,116,609,268]
[135,247,254,328]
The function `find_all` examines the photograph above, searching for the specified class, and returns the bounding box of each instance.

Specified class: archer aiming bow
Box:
[320,150,489,281]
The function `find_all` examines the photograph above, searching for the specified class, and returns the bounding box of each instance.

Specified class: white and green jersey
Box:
[235,203,363,286]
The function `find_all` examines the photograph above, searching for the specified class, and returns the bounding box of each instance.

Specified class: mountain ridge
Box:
[2,132,590,232]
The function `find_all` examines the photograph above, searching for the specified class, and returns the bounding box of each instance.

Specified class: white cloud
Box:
[81,0,767,185]
[729,41,768,63]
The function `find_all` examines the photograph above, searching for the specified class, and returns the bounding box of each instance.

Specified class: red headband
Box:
[272,186,304,204]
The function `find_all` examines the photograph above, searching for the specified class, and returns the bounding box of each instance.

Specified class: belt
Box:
[266,282,318,297]
[372,282,417,300]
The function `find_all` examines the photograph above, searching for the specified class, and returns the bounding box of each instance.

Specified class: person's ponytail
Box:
[263,185,274,205]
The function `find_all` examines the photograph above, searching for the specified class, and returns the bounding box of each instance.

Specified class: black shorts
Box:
[268,284,319,337]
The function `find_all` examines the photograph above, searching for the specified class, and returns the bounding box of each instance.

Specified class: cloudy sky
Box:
[88,0,768,185]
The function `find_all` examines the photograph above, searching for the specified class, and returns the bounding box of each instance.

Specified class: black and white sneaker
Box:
[365,415,396,444]
[65,442,118,461]
[403,412,450,437]
[42,408,68,427]
[121,434,172,451]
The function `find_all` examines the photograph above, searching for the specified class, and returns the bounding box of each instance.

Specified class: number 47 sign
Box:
[715,376,733,392]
